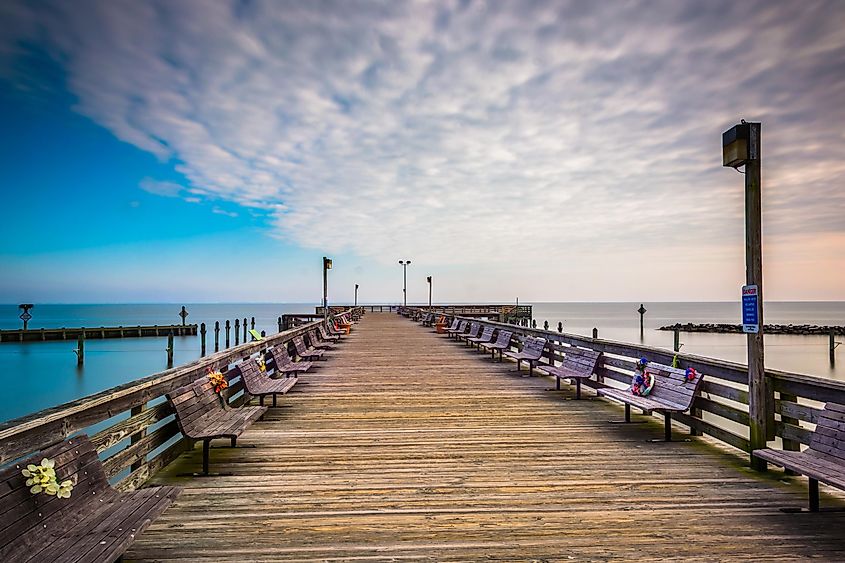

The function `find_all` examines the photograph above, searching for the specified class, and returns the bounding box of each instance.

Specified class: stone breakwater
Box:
[659,323,845,335]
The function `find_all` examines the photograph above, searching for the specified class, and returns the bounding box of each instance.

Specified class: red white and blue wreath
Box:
[631,357,655,397]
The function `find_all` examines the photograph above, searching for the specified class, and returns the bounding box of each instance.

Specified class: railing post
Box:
[592,328,598,339]
[130,404,147,472]
[200,322,207,357]
[251,317,255,331]
[278,316,283,333]
[225,320,230,348]
[558,322,563,333]
[235,319,240,345]
[214,321,220,352]
[543,320,548,331]
[243,317,247,342]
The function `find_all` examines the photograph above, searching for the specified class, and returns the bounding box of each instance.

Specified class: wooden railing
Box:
[0,309,359,491]
[410,308,845,458]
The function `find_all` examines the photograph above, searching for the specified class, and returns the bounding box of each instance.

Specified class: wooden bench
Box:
[537,347,602,399]
[480,329,514,361]
[445,320,468,339]
[319,323,342,343]
[419,312,434,326]
[293,335,325,361]
[458,322,482,345]
[597,362,704,441]
[307,328,333,349]
[167,376,267,475]
[504,336,547,376]
[467,325,495,349]
[753,402,845,512]
[236,358,297,407]
[0,434,181,563]
[269,345,312,375]
[442,318,460,334]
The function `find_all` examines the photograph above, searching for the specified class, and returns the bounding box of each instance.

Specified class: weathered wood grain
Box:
[122,313,845,561]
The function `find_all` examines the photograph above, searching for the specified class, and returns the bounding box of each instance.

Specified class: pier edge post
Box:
[200,323,207,357]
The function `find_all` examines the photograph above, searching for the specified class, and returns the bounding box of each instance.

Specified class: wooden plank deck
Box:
[128,313,845,561]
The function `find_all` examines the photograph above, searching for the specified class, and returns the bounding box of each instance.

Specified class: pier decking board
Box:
[126,313,845,561]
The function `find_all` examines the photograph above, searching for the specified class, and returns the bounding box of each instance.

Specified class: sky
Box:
[0,0,843,304]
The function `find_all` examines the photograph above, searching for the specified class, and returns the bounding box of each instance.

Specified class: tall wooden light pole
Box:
[427,276,432,310]
[354,283,359,307]
[323,257,332,321]
[398,260,411,306]
[723,120,771,469]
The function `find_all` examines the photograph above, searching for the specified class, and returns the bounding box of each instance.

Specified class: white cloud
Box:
[2,0,845,297]
[139,178,184,197]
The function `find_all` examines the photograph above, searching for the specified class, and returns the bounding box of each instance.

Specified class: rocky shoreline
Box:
[659,323,845,335]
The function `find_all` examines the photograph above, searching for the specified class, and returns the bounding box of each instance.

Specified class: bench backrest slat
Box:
[561,347,601,373]
[167,377,226,436]
[521,337,547,359]
[235,359,266,394]
[493,330,513,346]
[269,345,295,372]
[809,402,845,461]
[477,326,494,341]
[466,323,481,338]
[644,363,703,410]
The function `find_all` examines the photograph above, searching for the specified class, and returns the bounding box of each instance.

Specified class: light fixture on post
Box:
[322,257,332,321]
[398,260,411,306]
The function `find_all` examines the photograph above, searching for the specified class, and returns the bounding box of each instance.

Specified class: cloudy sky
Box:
[0,0,843,303]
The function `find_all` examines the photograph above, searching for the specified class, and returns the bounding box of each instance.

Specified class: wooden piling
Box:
[200,323,207,357]
[557,322,563,333]
[166,332,174,367]
[243,317,248,342]
[674,329,680,352]
[250,317,255,331]
[638,304,647,334]
[214,321,220,352]
[831,330,837,365]
[543,320,549,331]
[235,319,240,346]
[592,327,598,339]
[75,333,84,365]
[225,320,230,348]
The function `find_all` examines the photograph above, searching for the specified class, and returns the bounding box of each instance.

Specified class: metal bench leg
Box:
[609,403,646,424]
[626,403,631,422]
[273,393,277,407]
[202,440,210,475]
[576,379,581,400]
[810,478,820,512]
[259,395,265,406]
[528,362,534,377]
[556,378,561,391]
[664,413,672,441]
[231,436,237,447]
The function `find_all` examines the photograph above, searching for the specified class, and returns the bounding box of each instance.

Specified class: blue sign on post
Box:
[742,284,759,333]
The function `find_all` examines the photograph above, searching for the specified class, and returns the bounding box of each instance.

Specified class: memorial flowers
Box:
[22,458,74,499]
[207,368,228,394]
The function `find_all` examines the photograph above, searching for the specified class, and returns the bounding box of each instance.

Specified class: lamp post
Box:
[427,276,432,310]
[354,283,359,307]
[322,257,332,321]
[723,120,771,469]
[398,260,411,306]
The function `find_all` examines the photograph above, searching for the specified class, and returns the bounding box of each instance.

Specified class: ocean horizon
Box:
[0,301,842,424]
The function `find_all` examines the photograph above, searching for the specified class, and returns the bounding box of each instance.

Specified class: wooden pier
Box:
[121,312,845,561]
[0,323,197,342]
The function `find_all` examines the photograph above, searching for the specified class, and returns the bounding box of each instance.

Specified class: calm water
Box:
[0,302,842,424]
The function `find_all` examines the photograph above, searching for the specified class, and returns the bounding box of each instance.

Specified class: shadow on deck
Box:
[128,313,845,561]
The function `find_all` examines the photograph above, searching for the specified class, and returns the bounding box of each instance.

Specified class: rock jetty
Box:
[659,323,845,335]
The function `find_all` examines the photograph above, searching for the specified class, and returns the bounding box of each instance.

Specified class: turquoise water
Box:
[0,302,842,424]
